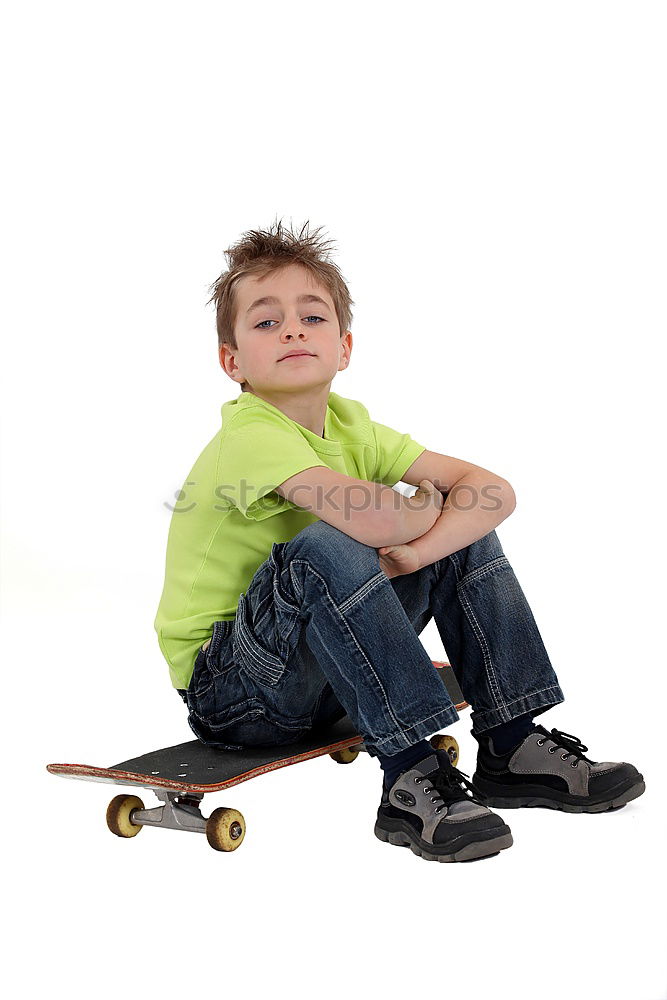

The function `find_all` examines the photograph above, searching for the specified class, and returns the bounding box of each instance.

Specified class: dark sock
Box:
[377,739,434,789]
[483,712,536,754]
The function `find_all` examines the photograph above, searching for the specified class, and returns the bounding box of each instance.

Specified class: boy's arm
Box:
[397,449,517,567]
[275,466,443,548]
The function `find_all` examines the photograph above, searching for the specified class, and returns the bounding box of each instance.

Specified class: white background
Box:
[2,2,665,998]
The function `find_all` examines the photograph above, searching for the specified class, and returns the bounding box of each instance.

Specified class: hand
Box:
[406,478,444,516]
[377,542,422,579]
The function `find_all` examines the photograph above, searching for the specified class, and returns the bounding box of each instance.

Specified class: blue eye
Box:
[255,316,324,329]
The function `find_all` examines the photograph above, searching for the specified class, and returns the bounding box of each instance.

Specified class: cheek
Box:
[247,349,267,368]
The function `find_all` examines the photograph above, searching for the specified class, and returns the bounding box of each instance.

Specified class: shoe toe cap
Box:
[591,760,641,778]
[446,799,493,821]
[589,760,644,796]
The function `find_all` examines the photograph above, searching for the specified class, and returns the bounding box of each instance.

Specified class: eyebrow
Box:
[246,294,331,315]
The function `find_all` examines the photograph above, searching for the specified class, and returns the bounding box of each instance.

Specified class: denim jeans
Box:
[178,519,565,758]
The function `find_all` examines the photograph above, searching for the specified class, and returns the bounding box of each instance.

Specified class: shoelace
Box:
[415,754,487,815]
[536,727,594,766]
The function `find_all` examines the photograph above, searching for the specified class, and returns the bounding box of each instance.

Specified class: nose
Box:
[280,319,308,341]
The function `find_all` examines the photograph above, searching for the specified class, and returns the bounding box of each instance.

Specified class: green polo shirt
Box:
[153,390,426,690]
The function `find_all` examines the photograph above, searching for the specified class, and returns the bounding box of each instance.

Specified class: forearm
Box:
[409,473,516,567]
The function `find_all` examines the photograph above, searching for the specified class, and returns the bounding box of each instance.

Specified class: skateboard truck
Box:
[129,791,209,836]
[105,789,248,851]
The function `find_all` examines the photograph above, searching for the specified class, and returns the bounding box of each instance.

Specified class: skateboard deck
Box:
[47,660,468,852]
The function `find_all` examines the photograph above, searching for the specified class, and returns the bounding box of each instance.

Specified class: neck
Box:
[244,384,331,437]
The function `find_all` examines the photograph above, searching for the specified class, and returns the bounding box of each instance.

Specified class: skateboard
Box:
[47,660,468,853]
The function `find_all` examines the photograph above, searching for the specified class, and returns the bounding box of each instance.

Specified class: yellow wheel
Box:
[430,734,460,766]
[106,794,144,838]
[329,745,360,763]
[205,807,246,852]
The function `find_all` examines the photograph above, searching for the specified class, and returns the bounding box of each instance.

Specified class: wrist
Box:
[407,536,429,571]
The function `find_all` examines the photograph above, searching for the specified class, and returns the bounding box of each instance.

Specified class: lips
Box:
[279,351,315,361]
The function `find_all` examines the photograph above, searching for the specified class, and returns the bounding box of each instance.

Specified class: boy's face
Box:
[220,264,352,396]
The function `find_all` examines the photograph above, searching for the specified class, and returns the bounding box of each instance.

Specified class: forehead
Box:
[236,264,334,314]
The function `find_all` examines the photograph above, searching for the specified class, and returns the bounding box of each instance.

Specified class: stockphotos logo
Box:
[163,480,505,515]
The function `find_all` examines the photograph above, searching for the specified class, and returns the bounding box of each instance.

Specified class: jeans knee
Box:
[450,527,506,573]
[282,519,381,584]
[289,518,376,558]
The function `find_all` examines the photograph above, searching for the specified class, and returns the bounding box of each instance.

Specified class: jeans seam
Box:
[338,571,388,616]
[448,550,463,581]
[372,705,460,752]
[471,685,564,731]
[274,581,300,615]
[288,557,409,735]
[491,684,562,709]
[289,561,304,603]
[457,555,510,588]
[456,582,510,721]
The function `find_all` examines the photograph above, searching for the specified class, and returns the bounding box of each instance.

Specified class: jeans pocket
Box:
[233,590,290,688]
[187,621,236,702]
[188,655,256,736]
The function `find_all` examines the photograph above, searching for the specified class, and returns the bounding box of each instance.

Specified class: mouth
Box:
[278,352,316,361]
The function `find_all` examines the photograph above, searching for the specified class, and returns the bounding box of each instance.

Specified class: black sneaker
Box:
[374,749,513,862]
[471,724,646,813]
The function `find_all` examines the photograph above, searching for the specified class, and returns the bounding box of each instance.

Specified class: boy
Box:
[154,219,645,863]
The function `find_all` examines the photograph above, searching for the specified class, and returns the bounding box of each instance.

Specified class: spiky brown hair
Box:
[207,217,354,390]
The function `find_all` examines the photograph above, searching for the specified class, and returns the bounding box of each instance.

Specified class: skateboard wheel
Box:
[329,746,359,764]
[429,734,460,766]
[106,794,145,838]
[205,807,246,852]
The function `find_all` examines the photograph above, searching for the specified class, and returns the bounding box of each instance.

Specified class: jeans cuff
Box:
[365,703,461,756]
[469,684,566,734]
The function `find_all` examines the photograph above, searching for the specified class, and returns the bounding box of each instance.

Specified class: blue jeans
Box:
[178,519,565,757]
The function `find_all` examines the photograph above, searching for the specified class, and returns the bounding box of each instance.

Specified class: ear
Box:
[339,330,353,368]
[219,343,245,385]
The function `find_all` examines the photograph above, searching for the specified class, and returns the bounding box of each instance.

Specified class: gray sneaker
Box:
[471,724,646,812]
[374,749,514,862]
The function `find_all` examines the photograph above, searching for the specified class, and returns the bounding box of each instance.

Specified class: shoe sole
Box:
[472,777,645,813]
[374,820,513,862]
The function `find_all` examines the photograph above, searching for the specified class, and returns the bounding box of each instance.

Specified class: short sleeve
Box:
[370,419,427,487]
[217,410,325,520]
